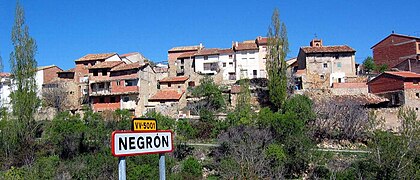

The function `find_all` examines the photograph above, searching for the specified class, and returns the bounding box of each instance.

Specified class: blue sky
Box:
[0,0,419,72]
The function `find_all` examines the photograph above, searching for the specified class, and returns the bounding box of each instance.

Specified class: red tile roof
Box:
[300,45,355,54]
[384,71,420,78]
[111,62,146,71]
[0,72,11,77]
[75,53,116,62]
[371,33,420,49]
[168,45,202,52]
[234,42,258,51]
[159,76,189,83]
[149,90,184,101]
[178,51,196,59]
[256,36,268,45]
[195,48,220,56]
[89,61,123,69]
[218,48,234,54]
[120,52,139,58]
[58,68,75,73]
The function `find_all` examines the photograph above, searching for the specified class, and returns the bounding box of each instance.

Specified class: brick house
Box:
[168,44,203,77]
[367,71,420,111]
[148,76,189,115]
[296,39,356,89]
[392,58,420,74]
[371,33,420,68]
[36,65,63,97]
[89,62,156,116]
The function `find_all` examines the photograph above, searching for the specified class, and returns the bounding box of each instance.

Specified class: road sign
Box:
[132,118,157,131]
[111,130,173,157]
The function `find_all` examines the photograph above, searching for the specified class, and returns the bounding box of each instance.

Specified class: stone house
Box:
[296,39,356,89]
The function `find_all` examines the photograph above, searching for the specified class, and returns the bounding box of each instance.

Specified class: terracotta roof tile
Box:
[234,42,258,51]
[195,48,220,56]
[75,53,116,62]
[111,62,146,71]
[0,72,11,77]
[120,52,139,58]
[149,90,184,101]
[178,51,197,59]
[256,37,268,45]
[384,71,420,78]
[168,45,201,52]
[89,61,123,69]
[58,68,75,73]
[371,33,420,49]
[301,45,355,53]
[218,48,234,54]
[37,65,61,71]
[159,76,189,83]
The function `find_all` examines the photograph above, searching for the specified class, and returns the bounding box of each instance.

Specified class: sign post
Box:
[118,157,126,180]
[112,118,173,180]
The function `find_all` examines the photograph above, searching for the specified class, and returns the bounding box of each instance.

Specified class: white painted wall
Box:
[0,76,13,112]
[195,54,219,74]
[219,53,235,80]
[105,54,123,62]
[235,50,260,79]
[121,95,137,110]
[35,69,44,97]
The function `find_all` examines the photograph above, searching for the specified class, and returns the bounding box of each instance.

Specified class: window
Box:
[83,62,88,66]
[116,80,120,86]
[102,69,107,76]
[223,63,226,67]
[229,62,233,67]
[168,83,172,87]
[229,55,233,59]
[253,70,257,78]
[204,56,208,60]
[335,54,339,59]
[416,93,420,98]
[125,79,138,86]
[99,83,105,89]
[99,97,105,103]
[178,85,181,89]
[249,57,255,60]
[91,62,96,66]
[110,97,116,103]
[414,80,419,85]
[188,81,195,87]
[180,59,184,64]
[320,75,325,79]
[337,62,342,68]
[204,63,211,71]
[338,78,342,83]
[123,96,129,102]
[323,63,328,68]
[93,70,98,76]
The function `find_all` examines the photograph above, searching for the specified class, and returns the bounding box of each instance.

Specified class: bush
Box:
[181,157,202,179]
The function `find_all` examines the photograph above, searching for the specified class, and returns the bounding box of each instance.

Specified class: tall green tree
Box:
[8,0,39,164]
[235,79,252,125]
[362,56,375,73]
[266,8,289,111]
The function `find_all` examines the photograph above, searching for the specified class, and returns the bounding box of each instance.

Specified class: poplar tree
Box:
[9,0,39,154]
[266,8,289,111]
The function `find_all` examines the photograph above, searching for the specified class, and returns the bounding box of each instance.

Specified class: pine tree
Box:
[266,8,289,111]
[9,0,39,164]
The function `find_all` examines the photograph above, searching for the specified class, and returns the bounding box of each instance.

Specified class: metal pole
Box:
[159,153,166,180]
[119,157,126,180]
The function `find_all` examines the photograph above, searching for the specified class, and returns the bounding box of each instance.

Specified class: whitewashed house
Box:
[0,73,13,111]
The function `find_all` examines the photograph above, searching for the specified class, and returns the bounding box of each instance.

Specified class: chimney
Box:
[310,39,323,47]
[199,42,203,49]
[235,41,238,47]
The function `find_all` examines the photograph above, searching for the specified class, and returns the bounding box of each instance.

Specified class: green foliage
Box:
[235,79,253,125]
[362,56,375,73]
[173,143,194,160]
[3,166,25,180]
[176,119,197,140]
[144,111,175,130]
[191,76,225,112]
[283,95,315,122]
[375,64,388,73]
[181,157,202,179]
[266,8,289,111]
[45,112,86,159]
[265,143,286,167]
[31,155,60,179]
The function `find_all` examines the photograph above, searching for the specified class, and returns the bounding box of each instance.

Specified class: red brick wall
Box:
[111,80,139,93]
[368,75,404,94]
[43,66,62,84]
[373,35,419,68]
[92,96,121,111]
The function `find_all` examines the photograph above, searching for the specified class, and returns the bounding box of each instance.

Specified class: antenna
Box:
[314,33,318,39]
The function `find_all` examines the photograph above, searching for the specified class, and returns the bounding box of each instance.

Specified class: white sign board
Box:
[111,130,173,157]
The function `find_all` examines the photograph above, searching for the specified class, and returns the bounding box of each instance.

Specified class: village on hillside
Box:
[1,33,419,130]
